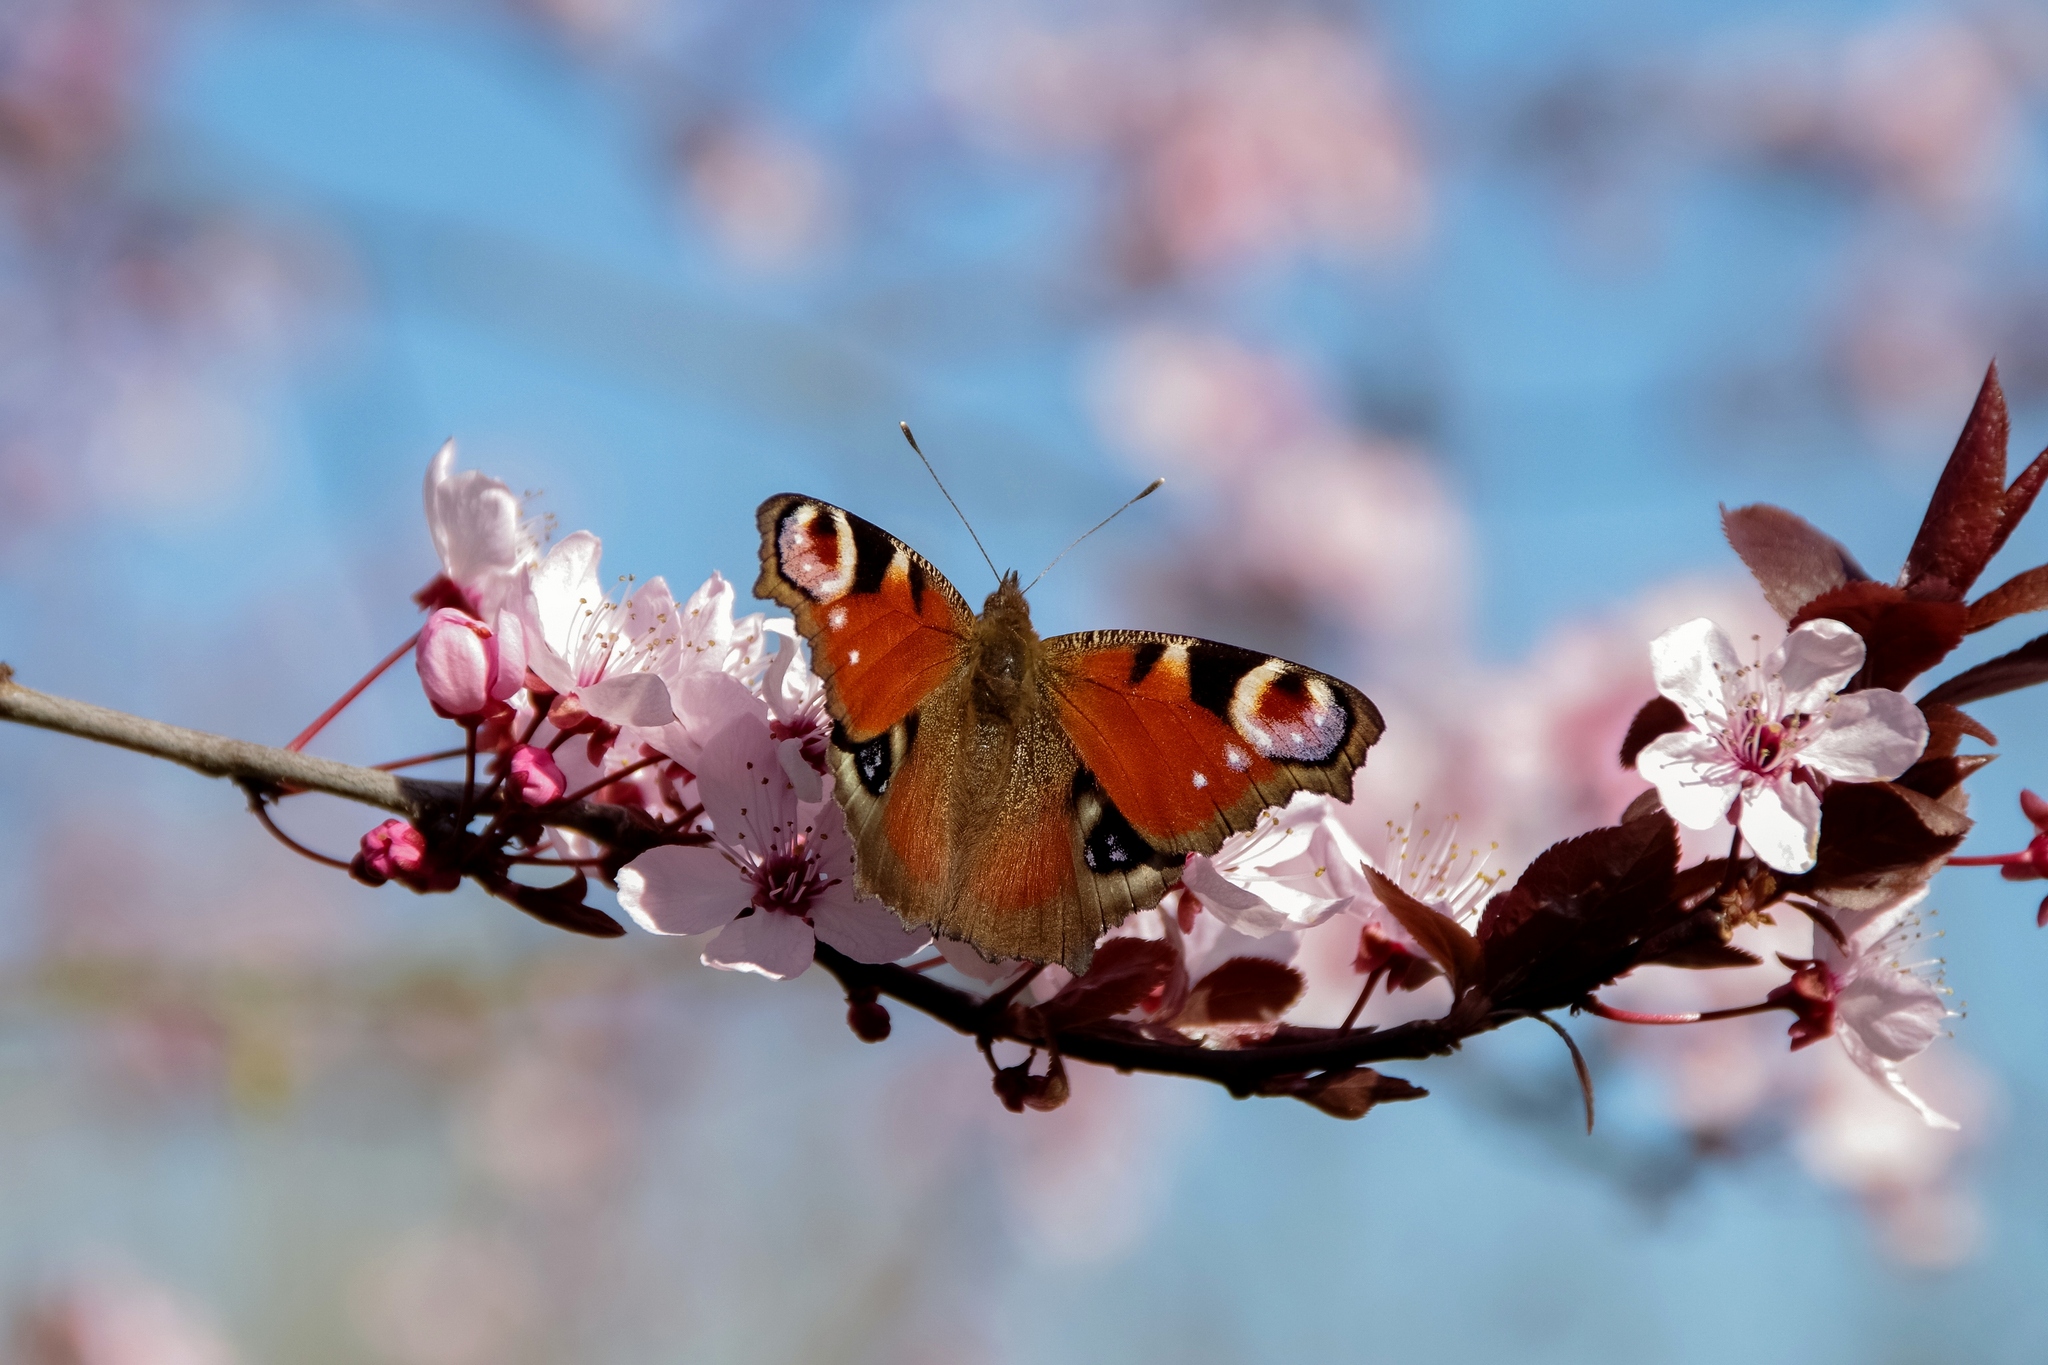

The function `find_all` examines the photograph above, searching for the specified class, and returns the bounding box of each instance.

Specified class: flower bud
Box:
[846,995,892,1042]
[351,819,459,894]
[417,608,526,721]
[1766,954,1840,1051]
[508,744,567,805]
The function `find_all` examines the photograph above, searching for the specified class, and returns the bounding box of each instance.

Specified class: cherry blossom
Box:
[1635,617,1927,872]
[762,637,830,802]
[516,532,678,730]
[351,820,458,894]
[1810,891,1957,1128]
[615,716,928,979]
[1179,793,1366,935]
[422,441,544,619]
[506,745,566,805]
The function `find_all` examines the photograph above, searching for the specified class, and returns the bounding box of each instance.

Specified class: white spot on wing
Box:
[1191,771,1208,789]
[847,649,860,664]
[829,606,848,629]
[1224,744,1252,772]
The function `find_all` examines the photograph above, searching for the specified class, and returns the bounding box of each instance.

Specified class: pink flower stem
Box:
[284,632,420,753]
[1946,852,2030,866]
[1341,965,1390,1033]
[1580,996,1783,1026]
[242,784,352,871]
[902,955,949,973]
[372,747,469,771]
[457,722,478,823]
[553,753,663,808]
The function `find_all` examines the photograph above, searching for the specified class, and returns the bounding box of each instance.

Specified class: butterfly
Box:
[755,494,1385,974]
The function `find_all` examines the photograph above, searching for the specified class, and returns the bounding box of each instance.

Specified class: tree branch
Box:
[0,665,668,850]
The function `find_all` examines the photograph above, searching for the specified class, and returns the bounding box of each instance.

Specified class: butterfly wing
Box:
[756,494,979,936]
[1042,631,1384,861]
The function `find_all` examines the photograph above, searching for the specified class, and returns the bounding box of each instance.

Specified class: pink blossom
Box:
[516,532,677,730]
[422,441,543,619]
[615,716,927,978]
[416,607,526,721]
[351,820,457,894]
[1635,617,1927,872]
[1180,793,1365,936]
[762,637,830,802]
[1813,891,1957,1129]
[506,745,566,805]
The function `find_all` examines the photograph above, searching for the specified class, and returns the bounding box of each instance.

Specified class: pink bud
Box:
[2023,788,2048,830]
[353,818,428,886]
[508,744,567,804]
[417,608,495,719]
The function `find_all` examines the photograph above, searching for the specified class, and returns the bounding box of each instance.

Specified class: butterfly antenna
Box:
[1023,477,1165,594]
[900,421,1000,585]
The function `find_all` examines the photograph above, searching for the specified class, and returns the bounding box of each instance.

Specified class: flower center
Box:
[1376,808,1505,926]
[749,835,835,917]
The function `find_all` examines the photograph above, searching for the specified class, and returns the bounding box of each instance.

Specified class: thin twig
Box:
[240,782,353,871]
[373,747,468,771]
[1513,1010,1596,1135]
[554,752,663,808]
[286,633,419,752]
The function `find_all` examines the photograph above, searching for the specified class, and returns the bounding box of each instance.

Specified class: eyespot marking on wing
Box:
[1229,661,1349,763]
[778,503,856,603]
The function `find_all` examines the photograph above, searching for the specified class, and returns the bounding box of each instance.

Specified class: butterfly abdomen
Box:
[967,572,1042,725]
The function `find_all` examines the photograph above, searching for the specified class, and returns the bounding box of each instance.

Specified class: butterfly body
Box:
[757,494,1384,973]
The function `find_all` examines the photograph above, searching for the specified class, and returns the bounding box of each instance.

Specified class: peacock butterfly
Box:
[755,493,1385,974]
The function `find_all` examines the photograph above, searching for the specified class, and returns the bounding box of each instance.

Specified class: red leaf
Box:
[1989,447,2048,570]
[1895,753,1995,804]
[1259,1067,1427,1119]
[1360,864,1481,995]
[1967,563,2048,632]
[1785,781,1971,911]
[1920,631,2048,707]
[1720,503,1868,619]
[1789,583,1967,691]
[1919,700,1997,758]
[1177,957,1304,1026]
[1618,696,1687,769]
[1477,811,1680,1011]
[1039,937,1178,1029]
[482,872,626,938]
[1902,362,2010,601]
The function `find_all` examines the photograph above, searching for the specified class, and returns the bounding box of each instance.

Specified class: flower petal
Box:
[703,911,815,979]
[1799,690,1928,782]
[1836,1028,1959,1130]
[1771,619,1866,713]
[1649,617,1741,728]
[580,672,677,727]
[1741,779,1822,873]
[1838,971,1947,1063]
[1181,853,1297,936]
[811,896,930,963]
[693,715,793,849]
[1635,730,1739,829]
[777,737,826,803]
[617,845,745,936]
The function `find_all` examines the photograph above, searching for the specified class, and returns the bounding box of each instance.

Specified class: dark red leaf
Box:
[1720,503,1868,619]
[1643,941,1765,970]
[1618,789,1665,824]
[1920,631,2048,707]
[1259,1067,1427,1120]
[1902,362,2011,601]
[1989,447,2048,570]
[1360,864,1482,995]
[1785,781,1971,911]
[1966,564,2048,632]
[1477,811,1681,1011]
[1919,701,1997,758]
[1618,696,1688,769]
[1790,583,1967,691]
[482,872,626,937]
[1895,753,1996,804]
[1039,937,1178,1029]
[1177,957,1304,1026]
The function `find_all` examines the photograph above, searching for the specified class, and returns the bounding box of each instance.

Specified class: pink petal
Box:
[1635,730,1738,830]
[1835,1029,1959,1130]
[616,845,745,936]
[1181,853,1296,936]
[425,441,527,599]
[1838,972,1946,1062]
[810,896,930,963]
[693,716,794,848]
[936,936,1015,983]
[1770,619,1866,714]
[580,672,676,727]
[487,609,527,701]
[1649,618,1740,728]
[1741,779,1822,873]
[777,738,826,803]
[1800,690,1928,782]
[703,911,815,979]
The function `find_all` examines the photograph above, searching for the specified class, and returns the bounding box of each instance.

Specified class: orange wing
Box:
[1043,632,1383,856]
[755,495,974,741]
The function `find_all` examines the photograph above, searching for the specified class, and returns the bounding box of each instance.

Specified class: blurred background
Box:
[3,1,2048,1361]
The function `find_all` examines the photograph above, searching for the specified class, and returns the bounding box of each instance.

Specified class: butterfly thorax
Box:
[968,571,1042,724]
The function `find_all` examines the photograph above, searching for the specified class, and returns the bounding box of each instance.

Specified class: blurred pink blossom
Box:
[13,1265,238,1365]
[680,119,838,269]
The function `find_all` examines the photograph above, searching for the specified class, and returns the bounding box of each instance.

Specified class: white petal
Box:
[677,572,737,657]
[1635,730,1739,829]
[777,737,826,803]
[1741,779,1822,873]
[1649,618,1741,728]
[580,672,676,727]
[935,936,1017,983]
[811,896,930,963]
[703,912,815,979]
[1800,690,1928,782]
[526,531,604,650]
[1771,619,1866,714]
[1838,972,1947,1063]
[1836,1029,1959,1130]
[1181,854,1296,936]
[616,845,745,936]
